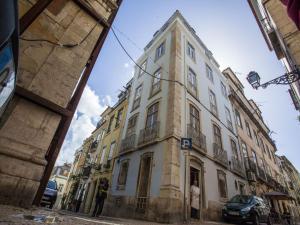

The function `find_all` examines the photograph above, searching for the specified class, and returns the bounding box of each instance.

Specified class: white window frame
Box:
[187,42,195,60]
[206,64,213,83]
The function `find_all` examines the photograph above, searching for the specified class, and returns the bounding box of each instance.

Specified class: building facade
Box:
[63,82,131,214]
[105,11,248,223]
[223,67,297,218]
[277,156,300,219]
[81,85,131,215]
[248,0,300,113]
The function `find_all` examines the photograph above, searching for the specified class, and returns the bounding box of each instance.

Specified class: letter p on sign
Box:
[181,138,192,150]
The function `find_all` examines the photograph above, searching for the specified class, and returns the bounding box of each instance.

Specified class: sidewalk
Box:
[0,204,232,225]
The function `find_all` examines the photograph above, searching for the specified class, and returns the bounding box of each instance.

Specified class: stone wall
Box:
[0,0,114,207]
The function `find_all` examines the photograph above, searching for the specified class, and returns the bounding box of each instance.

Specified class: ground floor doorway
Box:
[190,166,201,220]
[136,153,153,214]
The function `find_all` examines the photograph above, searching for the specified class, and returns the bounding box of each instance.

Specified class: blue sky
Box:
[57,1,300,171]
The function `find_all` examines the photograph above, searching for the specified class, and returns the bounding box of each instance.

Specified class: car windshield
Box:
[229,195,252,204]
[47,180,56,189]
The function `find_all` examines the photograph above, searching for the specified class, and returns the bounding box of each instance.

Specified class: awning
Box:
[264,191,294,200]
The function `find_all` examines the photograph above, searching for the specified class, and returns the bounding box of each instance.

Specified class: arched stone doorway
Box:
[189,156,205,221]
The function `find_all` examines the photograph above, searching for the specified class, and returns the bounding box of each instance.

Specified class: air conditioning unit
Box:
[247,171,257,182]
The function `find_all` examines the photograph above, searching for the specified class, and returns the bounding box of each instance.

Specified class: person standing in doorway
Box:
[190,179,200,219]
[93,178,109,217]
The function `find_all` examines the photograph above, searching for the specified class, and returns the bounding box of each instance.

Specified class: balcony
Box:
[244,157,257,174]
[120,133,136,154]
[187,124,206,153]
[231,156,245,177]
[81,166,91,179]
[261,17,284,59]
[138,121,160,146]
[213,143,228,168]
[90,140,98,152]
[257,166,267,182]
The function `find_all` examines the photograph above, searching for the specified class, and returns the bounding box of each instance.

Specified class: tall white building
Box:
[106,11,248,222]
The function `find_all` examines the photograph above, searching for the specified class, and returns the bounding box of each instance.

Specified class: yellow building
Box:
[87,88,130,214]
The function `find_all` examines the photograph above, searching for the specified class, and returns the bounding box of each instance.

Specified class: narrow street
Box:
[0,204,234,225]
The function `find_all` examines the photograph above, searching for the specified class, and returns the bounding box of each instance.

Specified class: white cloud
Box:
[124,63,129,68]
[56,85,110,165]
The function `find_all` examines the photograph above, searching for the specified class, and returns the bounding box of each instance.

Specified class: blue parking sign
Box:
[181,138,192,150]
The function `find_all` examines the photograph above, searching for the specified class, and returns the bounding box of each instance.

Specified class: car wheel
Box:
[252,214,260,225]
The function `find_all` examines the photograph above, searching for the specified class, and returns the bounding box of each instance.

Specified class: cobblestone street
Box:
[0,204,233,225]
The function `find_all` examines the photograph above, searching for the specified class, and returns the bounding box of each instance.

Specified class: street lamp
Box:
[247,68,300,89]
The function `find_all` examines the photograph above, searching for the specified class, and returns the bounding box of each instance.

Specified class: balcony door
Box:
[145,102,158,129]
[213,124,222,148]
[136,153,153,214]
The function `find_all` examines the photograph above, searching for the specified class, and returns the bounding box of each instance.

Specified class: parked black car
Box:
[41,180,58,208]
[222,195,272,225]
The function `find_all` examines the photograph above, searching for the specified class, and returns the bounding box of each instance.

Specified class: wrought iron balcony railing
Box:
[138,121,160,145]
[213,143,228,167]
[81,166,91,179]
[120,133,136,154]
[231,156,245,177]
[187,124,207,152]
[244,157,257,174]
[257,165,267,182]
[90,140,98,152]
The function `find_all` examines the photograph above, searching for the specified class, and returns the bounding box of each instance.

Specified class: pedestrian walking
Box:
[93,178,109,217]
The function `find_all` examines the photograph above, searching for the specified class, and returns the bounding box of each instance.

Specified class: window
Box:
[96,133,102,141]
[209,90,218,116]
[206,64,213,82]
[217,170,228,199]
[245,121,252,138]
[100,146,106,164]
[187,42,195,60]
[213,124,222,148]
[146,102,159,128]
[107,141,116,164]
[253,131,259,146]
[259,157,266,174]
[187,68,197,95]
[239,183,245,195]
[225,107,233,131]
[231,139,238,160]
[190,104,200,131]
[107,116,114,133]
[132,85,142,110]
[235,109,243,128]
[151,68,161,95]
[260,138,266,154]
[251,150,258,166]
[139,60,147,77]
[127,114,138,135]
[266,144,273,161]
[115,108,123,128]
[117,160,129,187]
[241,142,248,159]
[267,147,272,160]
[155,42,165,60]
[220,82,227,98]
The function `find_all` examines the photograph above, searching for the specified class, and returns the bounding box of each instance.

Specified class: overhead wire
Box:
[110,26,186,87]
